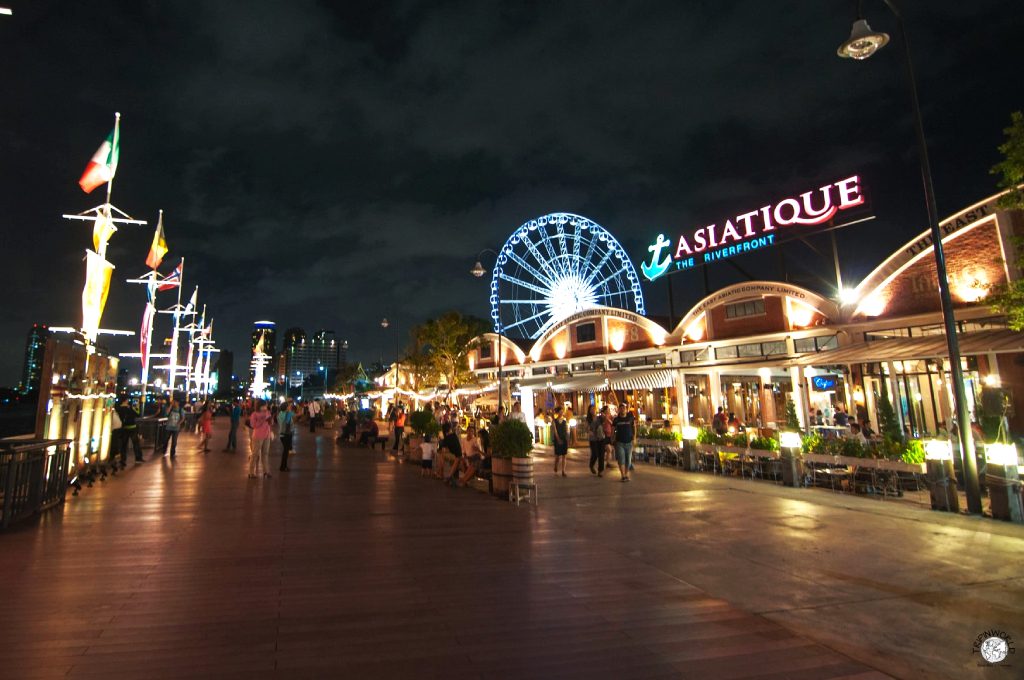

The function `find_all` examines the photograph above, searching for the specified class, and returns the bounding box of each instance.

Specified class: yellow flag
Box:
[92,215,117,254]
[82,250,115,343]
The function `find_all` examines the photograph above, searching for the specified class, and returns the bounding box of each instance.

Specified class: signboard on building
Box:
[640,175,867,281]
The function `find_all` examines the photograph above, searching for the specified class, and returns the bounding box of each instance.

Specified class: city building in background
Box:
[19,324,50,394]
[249,320,276,391]
[215,349,233,398]
[276,327,344,397]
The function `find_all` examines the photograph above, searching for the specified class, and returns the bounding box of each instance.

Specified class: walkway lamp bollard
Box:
[836,1,982,514]
[779,431,803,488]
[681,425,699,471]
[471,250,503,418]
[924,439,959,513]
[985,443,1023,523]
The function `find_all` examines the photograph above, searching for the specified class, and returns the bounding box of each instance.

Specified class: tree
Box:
[988,111,1024,330]
[784,399,800,430]
[411,312,489,396]
[876,381,903,442]
[991,110,1024,210]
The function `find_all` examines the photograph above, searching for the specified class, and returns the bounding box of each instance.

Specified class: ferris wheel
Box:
[490,212,645,339]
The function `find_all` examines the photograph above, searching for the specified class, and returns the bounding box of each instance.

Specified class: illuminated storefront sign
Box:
[641,175,866,281]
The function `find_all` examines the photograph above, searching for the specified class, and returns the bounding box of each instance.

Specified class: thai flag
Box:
[157,259,182,291]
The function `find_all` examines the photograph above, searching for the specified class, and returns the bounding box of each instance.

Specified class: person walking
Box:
[613,406,636,482]
[601,405,614,468]
[587,405,605,476]
[552,406,568,477]
[198,403,213,452]
[248,400,273,479]
[163,398,184,458]
[224,399,241,452]
[392,404,406,457]
[278,401,294,472]
[115,397,144,465]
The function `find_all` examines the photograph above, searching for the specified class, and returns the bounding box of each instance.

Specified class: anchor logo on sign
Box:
[641,234,672,281]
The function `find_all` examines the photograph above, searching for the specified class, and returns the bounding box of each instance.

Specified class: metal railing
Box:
[0,438,72,529]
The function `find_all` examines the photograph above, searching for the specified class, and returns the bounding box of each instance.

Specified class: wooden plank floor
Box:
[0,422,891,679]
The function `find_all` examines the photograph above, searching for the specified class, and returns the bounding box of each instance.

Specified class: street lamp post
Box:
[381,317,401,406]
[837,0,982,514]
[471,250,504,418]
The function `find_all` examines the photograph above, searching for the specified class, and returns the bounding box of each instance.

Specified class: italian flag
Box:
[79,124,120,194]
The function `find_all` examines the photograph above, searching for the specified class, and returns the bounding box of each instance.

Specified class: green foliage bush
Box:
[748,435,779,452]
[901,439,926,464]
[491,418,534,458]
[409,408,439,436]
[697,427,722,445]
[638,427,681,442]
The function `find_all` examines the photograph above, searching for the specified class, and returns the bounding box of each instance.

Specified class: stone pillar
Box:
[885,362,906,432]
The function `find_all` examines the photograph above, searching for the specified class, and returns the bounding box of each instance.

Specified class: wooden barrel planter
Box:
[511,456,534,484]
[492,457,513,497]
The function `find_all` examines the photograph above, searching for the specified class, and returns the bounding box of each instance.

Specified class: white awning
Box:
[605,368,676,392]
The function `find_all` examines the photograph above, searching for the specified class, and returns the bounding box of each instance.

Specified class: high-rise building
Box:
[20,324,50,393]
[276,327,343,395]
[250,320,276,386]
[251,321,276,357]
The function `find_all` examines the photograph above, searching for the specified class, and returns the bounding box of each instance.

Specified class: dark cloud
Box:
[0,0,1020,383]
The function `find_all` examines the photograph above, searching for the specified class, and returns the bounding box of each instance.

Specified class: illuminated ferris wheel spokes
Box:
[491,213,645,339]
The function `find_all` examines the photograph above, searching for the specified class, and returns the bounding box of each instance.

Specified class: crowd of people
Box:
[109,393,648,487]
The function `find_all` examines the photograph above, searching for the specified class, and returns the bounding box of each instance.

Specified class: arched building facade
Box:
[467,192,1024,441]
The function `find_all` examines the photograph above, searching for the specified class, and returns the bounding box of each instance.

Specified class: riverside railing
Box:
[0,438,72,529]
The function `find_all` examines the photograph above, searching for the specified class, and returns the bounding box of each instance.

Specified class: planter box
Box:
[803,453,925,474]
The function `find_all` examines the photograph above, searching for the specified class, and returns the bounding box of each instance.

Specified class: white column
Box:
[520,387,536,436]
[709,368,722,418]
[789,366,807,430]
[675,369,690,427]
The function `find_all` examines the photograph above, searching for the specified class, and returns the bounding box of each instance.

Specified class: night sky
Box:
[0,1,1020,385]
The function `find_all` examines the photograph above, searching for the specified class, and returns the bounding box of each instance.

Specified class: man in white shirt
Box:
[510,401,527,424]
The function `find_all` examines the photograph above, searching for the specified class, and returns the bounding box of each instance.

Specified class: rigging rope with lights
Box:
[490,212,645,339]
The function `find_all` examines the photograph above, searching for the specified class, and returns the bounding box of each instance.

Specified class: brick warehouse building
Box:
[467,190,1024,444]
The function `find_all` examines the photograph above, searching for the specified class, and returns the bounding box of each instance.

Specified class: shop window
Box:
[737,343,763,358]
[679,350,696,363]
[762,340,787,355]
[816,335,838,351]
[572,361,599,372]
[575,322,596,344]
[715,345,738,360]
[724,299,765,319]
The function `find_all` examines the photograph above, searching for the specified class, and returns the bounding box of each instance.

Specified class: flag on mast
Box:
[145,211,168,269]
[91,214,117,253]
[158,259,183,291]
[79,124,121,194]
[140,300,156,372]
[185,286,197,312]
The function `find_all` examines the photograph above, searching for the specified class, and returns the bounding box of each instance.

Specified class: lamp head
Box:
[837,18,889,60]
[380,317,389,329]
[470,261,487,278]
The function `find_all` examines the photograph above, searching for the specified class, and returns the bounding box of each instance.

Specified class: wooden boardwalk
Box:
[0,421,929,678]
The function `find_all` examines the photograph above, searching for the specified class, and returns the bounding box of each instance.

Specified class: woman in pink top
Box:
[198,403,213,452]
[247,400,273,479]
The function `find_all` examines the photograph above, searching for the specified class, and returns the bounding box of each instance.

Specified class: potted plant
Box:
[490,418,534,497]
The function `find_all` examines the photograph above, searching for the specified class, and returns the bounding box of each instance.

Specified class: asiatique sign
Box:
[640,175,866,281]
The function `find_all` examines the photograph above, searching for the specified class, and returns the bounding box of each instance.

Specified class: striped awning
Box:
[791,329,1024,367]
[517,368,676,394]
[604,368,676,392]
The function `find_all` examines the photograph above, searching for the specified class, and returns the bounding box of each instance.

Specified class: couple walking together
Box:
[247,400,296,478]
